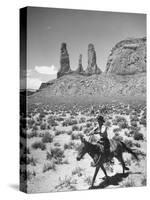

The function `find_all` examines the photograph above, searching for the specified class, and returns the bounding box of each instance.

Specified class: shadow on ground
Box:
[90,172,141,189]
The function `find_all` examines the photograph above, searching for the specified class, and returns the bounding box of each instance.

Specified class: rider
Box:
[89,115,110,166]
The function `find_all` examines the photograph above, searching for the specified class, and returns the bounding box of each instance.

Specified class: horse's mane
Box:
[85,140,102,154]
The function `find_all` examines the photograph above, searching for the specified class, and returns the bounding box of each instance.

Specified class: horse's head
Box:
[76,135,88,161]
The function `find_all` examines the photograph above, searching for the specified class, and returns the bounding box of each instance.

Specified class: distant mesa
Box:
[85,43,101,75]
[105,37,146,75]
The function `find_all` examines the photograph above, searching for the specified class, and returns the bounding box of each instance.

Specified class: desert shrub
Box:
[119,121,128,129]
[79,117,86,123]
[32,124,39,131]
[133,142,141,148]
[55,176,77,191]
[54,142,61,147]
[134,132,144,141]
[130,115,139,122]
[123,178,135,187]
[140,117,146,127]
[50,147,65,164]
[104,121,111,127]
[56,117,64,122]
[51,147,64,158]
[72,167,83,177]
[40,123,47,130]
[115,116,127,123]
[89,135,97,143]
[113,127,121,133]
[71,132,82,140]
[87,118,95,123]
[47,117,58,127]
[62,118,78,126]
[39,113,45,120]
[26,156,37,166]
[104,162,114,173]
[27,118,35,129]
[32,141,46,150]
[26,147,30,154]
[124,131,131,137]
[79,126,83,131]
[55,130,65,136]
[43,161,56,172]
[64,141,75,150]
[27,130,38,138]
[112,119,118,125]
[62,159,69,164]
[83,127,92,135]
[130,121,137,127]
[141,176,147,186]
[129,126,140,135]
[42,132,53,143]
[66,130,72,135]
[113,135,123,142]
[84,176,92,185]
[27,170,36,181]
[125,158,131,166]
[46,151,52,160]
[86,122,92,128]
[124,139,133,148]
[72,125,80,131]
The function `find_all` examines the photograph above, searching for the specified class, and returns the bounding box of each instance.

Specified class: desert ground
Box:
[20,99,146,193]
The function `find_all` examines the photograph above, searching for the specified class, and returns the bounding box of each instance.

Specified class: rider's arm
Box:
[88,127,99,135]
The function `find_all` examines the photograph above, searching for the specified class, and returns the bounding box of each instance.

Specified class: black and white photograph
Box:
[20,7,146,193]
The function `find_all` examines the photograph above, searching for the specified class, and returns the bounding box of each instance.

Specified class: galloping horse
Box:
[76,136,138,188]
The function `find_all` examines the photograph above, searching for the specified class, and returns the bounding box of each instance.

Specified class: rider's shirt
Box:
[94,125,108,139]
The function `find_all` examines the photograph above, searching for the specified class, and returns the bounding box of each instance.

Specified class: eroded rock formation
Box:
[76,54,84,74]
[106,37,146,75]
[57,43,71,78]
[86,44,101,75]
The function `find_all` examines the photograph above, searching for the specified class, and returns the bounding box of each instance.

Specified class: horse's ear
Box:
[80,135,86,143]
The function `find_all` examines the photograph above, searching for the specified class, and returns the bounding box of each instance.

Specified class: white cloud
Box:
[21,69,32,78]
[35,65,57,75]
[27,78,42,90]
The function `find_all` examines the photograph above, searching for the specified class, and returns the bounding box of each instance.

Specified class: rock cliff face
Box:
[106,37,146,75]
[30,73,146,104]
[57,43,71,78]
[36,37,146,103]
[86,44,102,75]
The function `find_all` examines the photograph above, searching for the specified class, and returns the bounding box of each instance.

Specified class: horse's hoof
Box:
[89,186,93,189]
[102,176,109,181]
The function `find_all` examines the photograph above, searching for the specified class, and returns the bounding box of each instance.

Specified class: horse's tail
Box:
[121,141,139,160]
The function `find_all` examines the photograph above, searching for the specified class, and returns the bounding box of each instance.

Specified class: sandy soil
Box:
[20,102,146,193]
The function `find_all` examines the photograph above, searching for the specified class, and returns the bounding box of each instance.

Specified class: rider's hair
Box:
[97,115,105,123]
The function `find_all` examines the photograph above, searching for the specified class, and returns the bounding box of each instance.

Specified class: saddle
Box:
[91,139,114,167]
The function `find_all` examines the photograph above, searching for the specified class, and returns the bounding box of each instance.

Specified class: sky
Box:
[21,7,146,90]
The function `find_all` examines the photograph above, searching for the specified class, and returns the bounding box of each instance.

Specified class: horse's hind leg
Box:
[91,166,100,188]
[101,164,108,179]
[118,153,129,174]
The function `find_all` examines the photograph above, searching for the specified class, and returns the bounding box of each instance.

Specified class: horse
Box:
[76,136,138,188]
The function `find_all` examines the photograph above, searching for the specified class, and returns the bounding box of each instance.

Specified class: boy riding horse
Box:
[89,115,111,167]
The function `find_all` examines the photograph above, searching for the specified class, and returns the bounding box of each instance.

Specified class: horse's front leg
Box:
[91,165,100,188]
